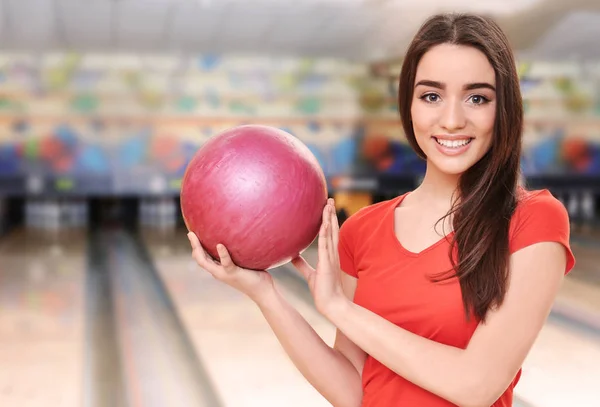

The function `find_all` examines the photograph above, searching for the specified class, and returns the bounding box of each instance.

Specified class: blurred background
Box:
[0,1,599,406]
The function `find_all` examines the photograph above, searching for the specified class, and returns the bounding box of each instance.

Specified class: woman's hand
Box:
[187,232,274,303]
[292,198,348,317]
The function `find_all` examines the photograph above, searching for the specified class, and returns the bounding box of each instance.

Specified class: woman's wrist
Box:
[320,293,352,323]
[251,282,280,309]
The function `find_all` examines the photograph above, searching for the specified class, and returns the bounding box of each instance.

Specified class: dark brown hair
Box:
[398,13,523,322]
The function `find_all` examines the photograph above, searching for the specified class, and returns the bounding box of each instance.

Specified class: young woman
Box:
[187,12,575,407]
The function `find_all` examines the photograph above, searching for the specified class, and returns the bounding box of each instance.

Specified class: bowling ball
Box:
[562,138,592,172]
[55,125,79,149]
[330,138,357,174]
[362,135,390,160]
[0,145,19,174]
[76,145,109,173]
[562,138,590,161]
[180,125,328,271]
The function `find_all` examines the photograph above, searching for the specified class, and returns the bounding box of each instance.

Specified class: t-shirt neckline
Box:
[388,192,455,258]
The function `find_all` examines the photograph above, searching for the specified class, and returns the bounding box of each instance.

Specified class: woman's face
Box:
[411,43,496,175]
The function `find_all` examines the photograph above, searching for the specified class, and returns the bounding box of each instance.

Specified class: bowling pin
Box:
[24,200,31,228]
[31,200,41,229]
[73,199,84,228]
[0,199,4,233]
[580,191,596,233]
[150,199,158,227]
[41,200,48,230]
[48,199,60,231]
[25,199,32,228]
[40,199,49,230]
[141,198,150,227]
[63,200,71,227]
[59,199,68,228]
[68,200,76,227]
[147,198,153,227]
[581,191,595,221]
[79,199,88,227]
[151,198,158,228]
[146,198,153,227]
[142,198,149,227]
[567,192,579,221]
[159,198,176,231]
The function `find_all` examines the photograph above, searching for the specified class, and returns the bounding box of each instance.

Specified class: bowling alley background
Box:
[0,52,413,191]
[0,2,599,407]
[0,53,599,202]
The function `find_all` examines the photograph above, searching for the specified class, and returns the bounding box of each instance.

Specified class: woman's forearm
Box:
[325,299,482,407]
[256,286,363,407]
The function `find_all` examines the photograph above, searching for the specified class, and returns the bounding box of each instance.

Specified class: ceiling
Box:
[0,0,599,63]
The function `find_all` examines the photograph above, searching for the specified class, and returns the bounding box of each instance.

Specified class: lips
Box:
[432,136,474,156]
[433,137,473,148]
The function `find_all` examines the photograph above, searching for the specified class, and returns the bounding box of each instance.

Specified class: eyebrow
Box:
[415,80,496,92]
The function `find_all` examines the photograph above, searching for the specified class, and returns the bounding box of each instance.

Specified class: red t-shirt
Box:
[337,188,575,407]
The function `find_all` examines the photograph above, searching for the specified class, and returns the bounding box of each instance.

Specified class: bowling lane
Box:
[552,239,600,330]
[140,227,336,407]
[515,317,600,407]
[96,228,221,407]
[0,227,87,407]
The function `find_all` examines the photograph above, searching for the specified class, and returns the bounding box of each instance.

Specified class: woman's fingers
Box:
[188,232,222,277]
[325,200,337,264]
[187,231,201,251]
[291,256,314,280]
[329,200,340,264]
[216,244,236,272]
[318,205,329,262]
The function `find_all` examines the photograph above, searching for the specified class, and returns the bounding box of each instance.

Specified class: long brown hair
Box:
[398,13,523,322]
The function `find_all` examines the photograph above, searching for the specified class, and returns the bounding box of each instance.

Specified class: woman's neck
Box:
[409,163,461,210]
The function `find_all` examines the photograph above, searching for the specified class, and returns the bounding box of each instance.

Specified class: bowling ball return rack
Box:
[0,173,598,198]
[0,173,182,198]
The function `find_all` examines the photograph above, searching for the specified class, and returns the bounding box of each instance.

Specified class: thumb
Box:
[291,256,314,280]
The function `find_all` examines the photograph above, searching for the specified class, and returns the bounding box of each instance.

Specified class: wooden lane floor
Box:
[139,227,335,407]
[552,239,600,331]
[94,228,221,407]
[515,316,600,407]
[0,227,87,407]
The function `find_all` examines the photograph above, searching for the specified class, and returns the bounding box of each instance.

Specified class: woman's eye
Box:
[422,94,439,103]
[469,95,489,105]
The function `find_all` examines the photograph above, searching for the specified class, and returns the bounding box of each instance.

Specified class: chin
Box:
[428,158,475,176]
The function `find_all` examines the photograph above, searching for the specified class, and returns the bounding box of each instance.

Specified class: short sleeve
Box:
[509,190,576,275]
[338,218,358,278]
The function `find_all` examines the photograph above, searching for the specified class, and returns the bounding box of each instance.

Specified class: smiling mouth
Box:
[433,137,474,148]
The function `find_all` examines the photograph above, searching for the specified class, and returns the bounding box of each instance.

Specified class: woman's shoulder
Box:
[509,187,575,272]
[510,187,570,239]
[513,187,568,220]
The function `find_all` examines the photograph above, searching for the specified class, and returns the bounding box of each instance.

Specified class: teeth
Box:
[435,138,472,148]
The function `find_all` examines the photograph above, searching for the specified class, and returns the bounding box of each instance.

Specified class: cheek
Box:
[473,108,496,144]
[410,102,436,138]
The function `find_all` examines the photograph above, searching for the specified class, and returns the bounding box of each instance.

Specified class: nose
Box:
[439,99,467,131]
